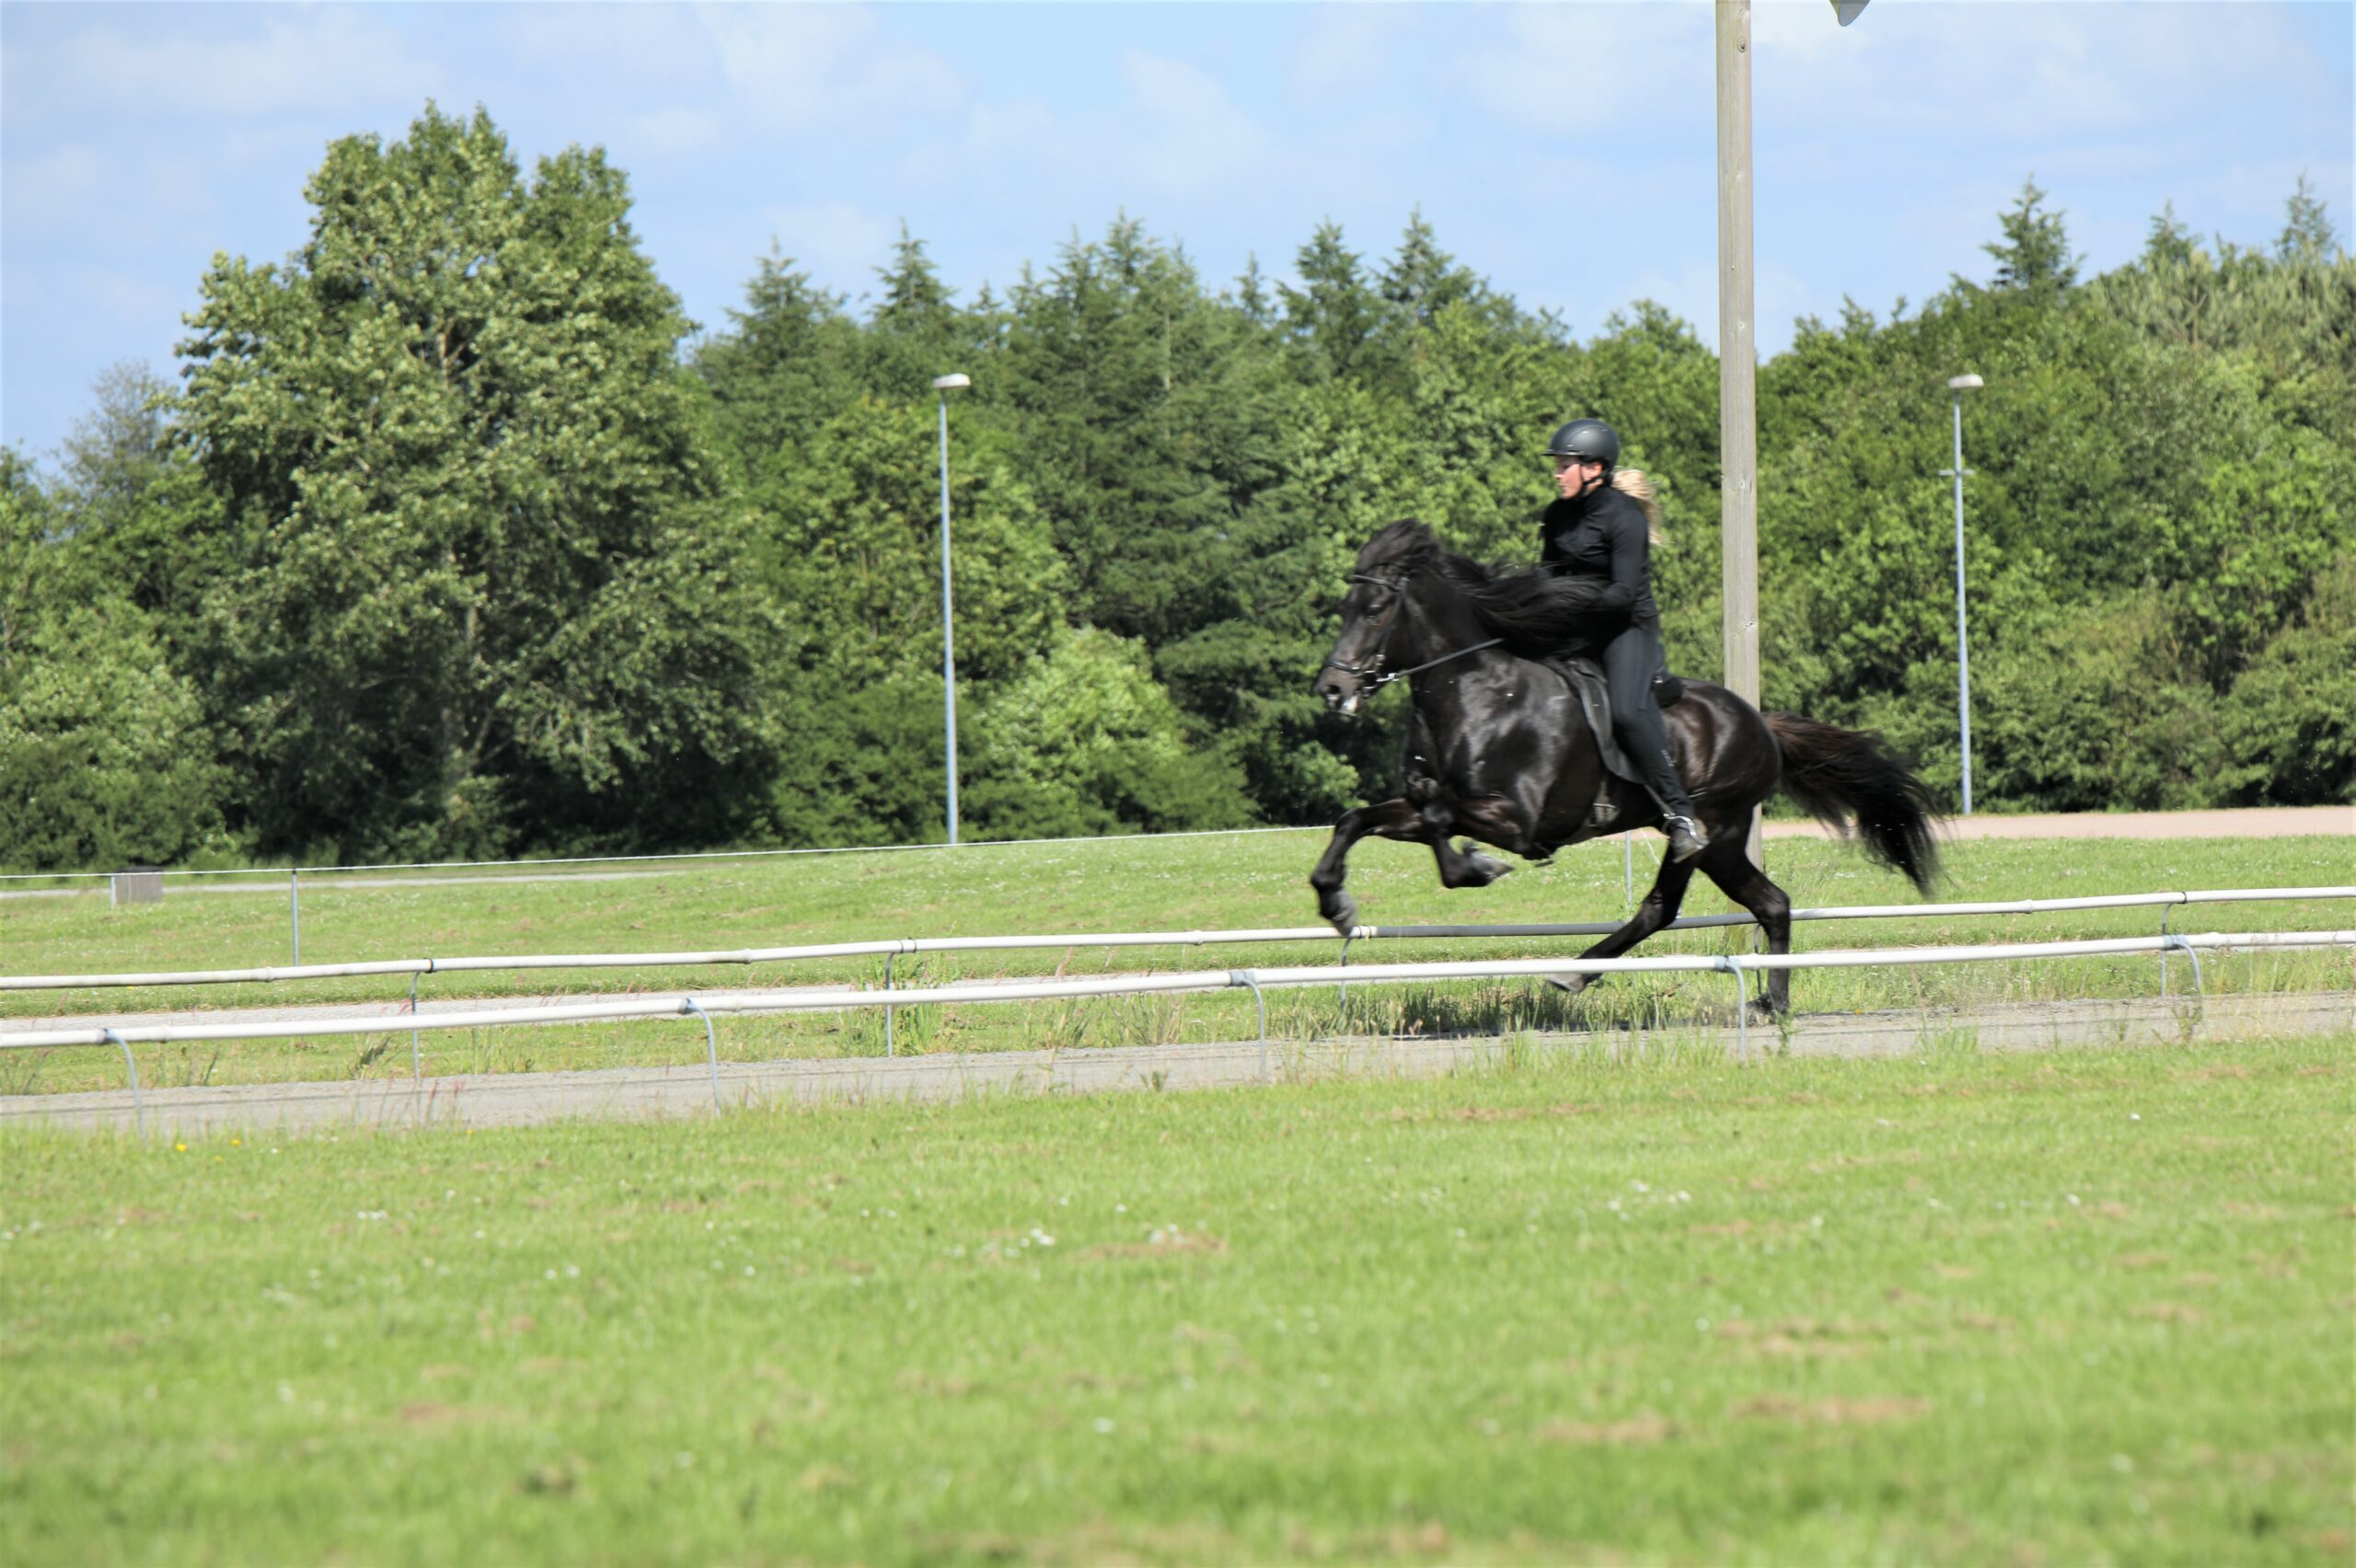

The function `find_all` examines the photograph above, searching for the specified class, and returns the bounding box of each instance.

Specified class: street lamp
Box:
[1942,373,1984,814]
[932,372,971,845]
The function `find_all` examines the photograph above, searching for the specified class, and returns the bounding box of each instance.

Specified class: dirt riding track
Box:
[8,988,2350,1137]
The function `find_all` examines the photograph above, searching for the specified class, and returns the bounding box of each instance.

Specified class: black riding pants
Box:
[1601,623,1697,819]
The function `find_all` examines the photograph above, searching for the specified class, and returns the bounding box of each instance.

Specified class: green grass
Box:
[4,831,2350,1094]
[2,1034,2350,1564]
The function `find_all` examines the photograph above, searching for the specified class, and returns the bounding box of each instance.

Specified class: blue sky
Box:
[4,1,2349,464]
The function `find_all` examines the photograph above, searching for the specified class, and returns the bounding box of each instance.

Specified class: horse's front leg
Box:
[1309,798,1426,935]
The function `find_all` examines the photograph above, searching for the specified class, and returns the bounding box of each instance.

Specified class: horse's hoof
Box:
[1323,894,1359,937]
[1462,850,1511,886]
[1546,972,1591,997]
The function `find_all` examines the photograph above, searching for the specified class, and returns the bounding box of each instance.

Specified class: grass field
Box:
[3,830,2350,1094]
[2,1032,2349,1564]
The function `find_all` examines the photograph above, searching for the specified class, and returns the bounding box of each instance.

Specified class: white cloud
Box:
[1118,50,1275,195]
[493,4,715,86]
[693,5,968,133]
[12,8,433,120]
[623,108,727,161]
[3,143,112,234]
[1751,1,2326,143]
[1288,6,1416,101]
[84,267,181,331]
[1449,3,1712,137]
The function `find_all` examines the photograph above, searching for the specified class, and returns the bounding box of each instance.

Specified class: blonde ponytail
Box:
[1612,467,1665,546]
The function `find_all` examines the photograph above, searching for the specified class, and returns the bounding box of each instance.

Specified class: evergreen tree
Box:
[2277,173,2339,261]
[1000,217,1285,645]
[2142,202,2196,268]
[862,224,964,395]
[1981,179,2080,294]
[1379,208,1486,328]
[1280,221,1381,381]
[695,248,857,467]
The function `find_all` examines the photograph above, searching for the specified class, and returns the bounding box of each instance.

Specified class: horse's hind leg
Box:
[1547,852,1699,997]
[1417,801,1513,889]
[1309,799,1426,934]
[1697,835,1795,1017]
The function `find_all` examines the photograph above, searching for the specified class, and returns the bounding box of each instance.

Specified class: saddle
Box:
[1540,655,1686,789]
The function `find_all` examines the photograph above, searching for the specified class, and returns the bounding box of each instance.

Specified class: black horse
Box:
[1309,519,1942,1015]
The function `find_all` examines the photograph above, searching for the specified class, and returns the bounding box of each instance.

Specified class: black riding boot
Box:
[1637,744,1710,863]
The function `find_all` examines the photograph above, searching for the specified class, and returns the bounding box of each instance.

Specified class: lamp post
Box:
[932,372,971,845]
[1941,372,1984,814]
[1716,0,1867,864]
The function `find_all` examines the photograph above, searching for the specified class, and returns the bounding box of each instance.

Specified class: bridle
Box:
[1322,570,1504,691]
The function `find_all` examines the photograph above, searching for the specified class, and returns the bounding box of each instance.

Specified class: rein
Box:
[1325,571,1504,690]
[1369,638,1505,687]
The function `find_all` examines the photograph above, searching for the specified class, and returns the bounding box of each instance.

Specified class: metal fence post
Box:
[2160,934,2204,1011]
[1230,971,1268,1082]
[2158,898,2189,1000]
[1716,955,1749,1062]
[103,1029,145,1139]
[682,999,723,1112]
[290,868,301,965]
[884,950,896,1057]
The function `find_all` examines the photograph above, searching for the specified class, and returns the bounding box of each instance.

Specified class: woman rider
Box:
[1538,418,1709,863]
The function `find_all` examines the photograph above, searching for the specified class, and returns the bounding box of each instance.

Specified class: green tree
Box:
[2211,553,2356,804]
[2277,173,2339,261]
[1378,209,1488,329]
[1980,179,2080,294]
[860,225,968,397]
[0,588,227,872]
[999,217,1286,644]
[760,396,1065,690]
[31,364,231,644]
[176,103,772,859]
[750,395,1067,842]
[694,249,859,472]
[1281,221,1382,383]
[964,627,1253,839]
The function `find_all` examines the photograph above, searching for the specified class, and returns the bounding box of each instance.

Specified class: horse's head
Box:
[1313,520,1439,717]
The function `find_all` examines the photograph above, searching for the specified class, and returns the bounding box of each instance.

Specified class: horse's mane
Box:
[1357,518,1597,660]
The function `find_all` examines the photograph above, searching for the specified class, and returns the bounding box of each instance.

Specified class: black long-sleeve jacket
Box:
[1537,485,1659,633]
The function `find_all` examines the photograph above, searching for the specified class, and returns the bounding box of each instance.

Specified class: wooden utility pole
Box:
[1715,0,1762,864]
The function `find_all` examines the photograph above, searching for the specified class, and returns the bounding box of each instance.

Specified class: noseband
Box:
[1322,571,1503,690]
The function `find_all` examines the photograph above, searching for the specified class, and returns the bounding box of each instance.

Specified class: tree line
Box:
[3,104,2349,872]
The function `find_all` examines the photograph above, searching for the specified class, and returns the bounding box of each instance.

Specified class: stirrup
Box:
[1663,814,1709,864]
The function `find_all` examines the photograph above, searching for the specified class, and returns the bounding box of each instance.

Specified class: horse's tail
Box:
[1764,711,1943,895]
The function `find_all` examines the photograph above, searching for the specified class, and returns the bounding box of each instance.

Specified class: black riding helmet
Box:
[1544,418,1620,471]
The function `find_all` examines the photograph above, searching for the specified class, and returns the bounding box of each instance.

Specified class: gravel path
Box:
[7,991,2349,1136]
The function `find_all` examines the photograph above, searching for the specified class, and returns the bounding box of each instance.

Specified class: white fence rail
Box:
[6,929,2351,1136]
[6,887,2351,995]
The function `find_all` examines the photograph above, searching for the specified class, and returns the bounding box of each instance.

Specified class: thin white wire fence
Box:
[6,929,2351,1136]
[7,885,2350,993]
